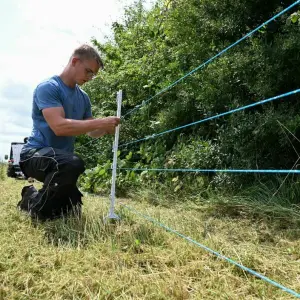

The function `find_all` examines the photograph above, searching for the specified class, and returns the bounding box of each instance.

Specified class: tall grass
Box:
[0,161,6,181]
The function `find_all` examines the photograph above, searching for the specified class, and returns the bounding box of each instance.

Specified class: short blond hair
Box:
[72,44,104,69]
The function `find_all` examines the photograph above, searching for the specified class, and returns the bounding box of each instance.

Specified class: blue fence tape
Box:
[119,168,300,174]
[120,89,300,147]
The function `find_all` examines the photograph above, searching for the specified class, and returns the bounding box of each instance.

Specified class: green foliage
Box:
[76,0,300,197]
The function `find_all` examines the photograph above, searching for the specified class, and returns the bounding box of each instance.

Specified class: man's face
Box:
[73,57,100,85]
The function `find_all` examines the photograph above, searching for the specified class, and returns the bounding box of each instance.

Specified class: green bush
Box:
[76,0,300,200]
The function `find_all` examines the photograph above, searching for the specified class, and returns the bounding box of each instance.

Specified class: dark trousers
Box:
[19,147,85,219]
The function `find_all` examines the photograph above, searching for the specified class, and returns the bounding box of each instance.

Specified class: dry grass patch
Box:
[0,178,299,299]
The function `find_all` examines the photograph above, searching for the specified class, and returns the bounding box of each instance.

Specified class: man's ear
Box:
[71,56,80,66]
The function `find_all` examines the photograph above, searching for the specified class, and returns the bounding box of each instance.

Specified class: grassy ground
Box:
[0,177,300,299]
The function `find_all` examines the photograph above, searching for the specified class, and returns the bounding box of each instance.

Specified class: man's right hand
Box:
[97,116,121,134]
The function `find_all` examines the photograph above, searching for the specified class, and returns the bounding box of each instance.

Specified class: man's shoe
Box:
[17,185,38,212]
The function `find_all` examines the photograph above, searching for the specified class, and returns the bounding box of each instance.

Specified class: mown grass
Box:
[0,177,300,299]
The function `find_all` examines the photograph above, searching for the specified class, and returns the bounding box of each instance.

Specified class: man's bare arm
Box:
[85,117,113,138]
[42,107,120,136]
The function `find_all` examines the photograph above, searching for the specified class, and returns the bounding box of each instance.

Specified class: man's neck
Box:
[59,69,76,88]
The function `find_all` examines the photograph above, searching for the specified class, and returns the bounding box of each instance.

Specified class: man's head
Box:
[68,44,104,86]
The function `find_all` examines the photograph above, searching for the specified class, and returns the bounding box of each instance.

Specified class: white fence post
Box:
[107,90,122,220]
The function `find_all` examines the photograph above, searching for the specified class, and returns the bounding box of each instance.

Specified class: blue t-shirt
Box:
[22,75,92,154]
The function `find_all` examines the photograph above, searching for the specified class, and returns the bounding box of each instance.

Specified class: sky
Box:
[0,0,153,160]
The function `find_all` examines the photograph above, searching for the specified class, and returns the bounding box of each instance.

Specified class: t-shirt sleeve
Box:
[35,81,63,111]
[83,94,93,119]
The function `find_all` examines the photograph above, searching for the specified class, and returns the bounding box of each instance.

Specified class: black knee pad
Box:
[63,155,85,175]
[71,155,85,174]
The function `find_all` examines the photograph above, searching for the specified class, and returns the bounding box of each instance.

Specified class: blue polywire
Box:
[119,89,300,147]
[119,168,300,174]
[121,204,300,298]
[123,0,300,118]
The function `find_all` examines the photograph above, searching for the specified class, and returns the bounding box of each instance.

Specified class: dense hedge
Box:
[75,0,300,197]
